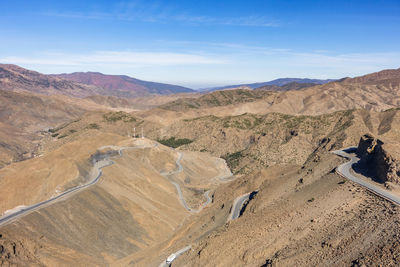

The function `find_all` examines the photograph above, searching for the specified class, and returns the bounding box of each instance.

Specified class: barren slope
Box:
[141,68,400,123]
[0,134,231,266]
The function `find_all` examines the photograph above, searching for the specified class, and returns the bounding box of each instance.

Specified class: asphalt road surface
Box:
[161,151,224,213]
[0,144,147,227]
[158,245,192,267]
[333,147,400,205]
[228,192,252,221]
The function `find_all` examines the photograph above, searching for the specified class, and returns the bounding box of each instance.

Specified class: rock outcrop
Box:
[356,134,400,183]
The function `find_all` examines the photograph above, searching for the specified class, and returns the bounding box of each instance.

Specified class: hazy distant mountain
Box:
[0,64,195,98]
[53,72,195,97]
[201,78,336,92]
[158,67,400,115]
[255,82,319,91]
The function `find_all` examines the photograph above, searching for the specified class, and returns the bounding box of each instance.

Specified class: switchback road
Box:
[333,147,400,205]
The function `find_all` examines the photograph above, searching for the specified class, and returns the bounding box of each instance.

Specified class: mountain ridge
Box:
[200,77,336,92]
[0,64,195,98]
[53,71,195,97]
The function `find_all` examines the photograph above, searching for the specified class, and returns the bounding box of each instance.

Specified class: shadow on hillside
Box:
[343,147,357,153]
[352,161,382,184]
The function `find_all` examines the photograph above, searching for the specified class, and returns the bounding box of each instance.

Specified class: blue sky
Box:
[1,0,400,88]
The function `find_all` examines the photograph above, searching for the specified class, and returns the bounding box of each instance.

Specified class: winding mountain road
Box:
[158,245,192,267]
[229,192,252,221]
[333,147,400,205]
[0,140,231,267]
[0,145,138,227]
[158,151,232,266]
[161,151,230,213]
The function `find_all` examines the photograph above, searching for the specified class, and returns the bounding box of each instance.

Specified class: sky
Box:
[1,0,400,88]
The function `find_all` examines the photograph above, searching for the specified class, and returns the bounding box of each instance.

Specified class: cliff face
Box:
[356,134,400,183]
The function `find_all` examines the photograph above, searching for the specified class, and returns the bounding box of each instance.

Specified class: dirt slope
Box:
[175,149,400,267]
[141,68,400,122]
[0,135,231,266]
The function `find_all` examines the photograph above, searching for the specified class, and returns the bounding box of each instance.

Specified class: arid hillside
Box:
[145,67,400,121]
[255,81,318,91]
[1,66,400,266]
[342,67,400,86]
[203,77,334,92]
[161,89,272,112]
[0,135,231,266]
[0,89,87,167]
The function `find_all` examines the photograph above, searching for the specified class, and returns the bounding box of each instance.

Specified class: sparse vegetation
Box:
[51,133,59,137]
[157,137,193,148]
[87,123,100,129]
[58,134,68,139]
[47,119,81,133]
[103,111,136,123]
[223,151,244,171]
[69,129,77,134]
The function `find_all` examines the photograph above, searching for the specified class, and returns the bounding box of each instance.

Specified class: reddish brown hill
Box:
[54,72,194,97]
[342,67,400,86]
[0,64,194,98]
[0,64,104,97]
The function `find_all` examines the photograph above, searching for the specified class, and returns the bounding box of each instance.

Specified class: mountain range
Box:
[0,64,194,98]
[1,63,400,266]
[53,71,194,97]
[201,78,336,92]
[1,64,339,98]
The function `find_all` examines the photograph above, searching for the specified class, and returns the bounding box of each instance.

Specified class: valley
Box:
[1,65,400,266]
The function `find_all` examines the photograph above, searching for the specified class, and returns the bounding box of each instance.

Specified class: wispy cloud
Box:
[45,11,279,27]
[0,51,226,67]
[2,46,399,87]
[43,1,279,28]
[166,14,279,27]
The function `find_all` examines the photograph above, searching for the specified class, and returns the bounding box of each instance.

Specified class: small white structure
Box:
[166,253,176,265]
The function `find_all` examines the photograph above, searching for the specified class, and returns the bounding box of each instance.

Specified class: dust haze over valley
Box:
[2,1,400,266]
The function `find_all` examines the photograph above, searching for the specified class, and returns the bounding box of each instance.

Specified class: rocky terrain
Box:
[0,136,231,266]
[173,149,400,267]
[254,81,318,91]
[356,134,400,184]
[161,89,272,112]
[141,68,400,119]
[1,65,400,266]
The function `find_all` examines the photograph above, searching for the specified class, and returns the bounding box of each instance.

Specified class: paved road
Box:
[157,151,231,266]
[333,147,400,205]
[228,192,252,221]
[158,245,192,267]
[0,144,147,227]
[161,151,227,213]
